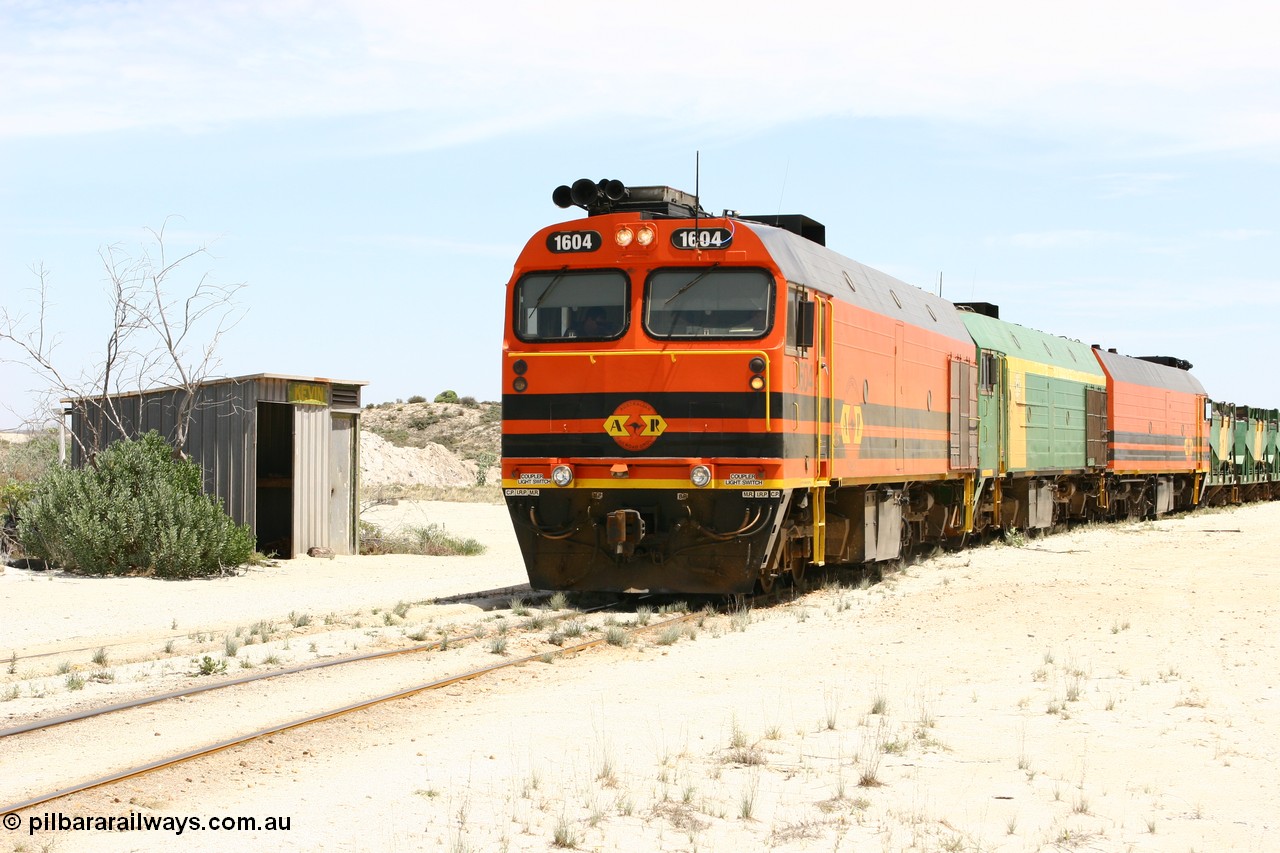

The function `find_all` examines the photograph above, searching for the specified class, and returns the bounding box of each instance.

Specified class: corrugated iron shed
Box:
[63,373,367,558]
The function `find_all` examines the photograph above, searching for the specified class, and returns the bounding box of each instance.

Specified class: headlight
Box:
[551,465,574,487]
[614,226,634,247]
[636,226,655,246]
[690,465,711,488]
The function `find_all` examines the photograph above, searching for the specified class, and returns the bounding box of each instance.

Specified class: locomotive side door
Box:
[786,284,827,478]
[786,285,829,567]
[1085,386,1107,468]
[949,357,978,470]
[976,350,1005,475]
[816,295,832,483]
[894,321,905,471]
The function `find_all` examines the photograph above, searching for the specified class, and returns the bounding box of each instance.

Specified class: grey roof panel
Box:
[1093,348,1207,395]
[739,220,973,346]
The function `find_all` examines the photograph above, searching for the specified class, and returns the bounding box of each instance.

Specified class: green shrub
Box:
[408,411,440,430]
[16,431,254,577]
[359,521,485,556]
[2,432,59,553]
[406,395,427,404]
[473,451,497,486]
[433,390,459,403]
[0,431,58,485]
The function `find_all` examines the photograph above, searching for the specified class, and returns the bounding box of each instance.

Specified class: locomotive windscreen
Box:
[513,270,628,341]
[644,268,773,339]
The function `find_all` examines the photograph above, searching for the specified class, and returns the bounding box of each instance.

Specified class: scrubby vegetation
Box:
[0,430,58,484]
[2,431,59,554]
[359,520,486,557]
[360,397,500,481]
[15,431,254,577]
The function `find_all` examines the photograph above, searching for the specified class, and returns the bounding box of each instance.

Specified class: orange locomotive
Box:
[501,179,980,594]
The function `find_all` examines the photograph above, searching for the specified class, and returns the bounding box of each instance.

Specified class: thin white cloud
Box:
[3,1,1280,153]
[990,230,1127,250]
[1205,228,1271,241]
[1085,172,1181,199]
[339,233,516,257]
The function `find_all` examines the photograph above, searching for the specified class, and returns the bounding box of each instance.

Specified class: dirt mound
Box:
[358,431,482,487]
[359,400,501,488]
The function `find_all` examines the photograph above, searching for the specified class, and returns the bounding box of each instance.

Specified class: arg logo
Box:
[603,400,667,451]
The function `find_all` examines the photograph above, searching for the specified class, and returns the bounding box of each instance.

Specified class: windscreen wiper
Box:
[662,263,721,306]
[531,266,571,311]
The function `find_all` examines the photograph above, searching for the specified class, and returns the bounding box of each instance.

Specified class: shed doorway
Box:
[256,402,293,556]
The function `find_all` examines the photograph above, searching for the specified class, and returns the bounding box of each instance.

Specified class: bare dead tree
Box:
[0,220,245,463]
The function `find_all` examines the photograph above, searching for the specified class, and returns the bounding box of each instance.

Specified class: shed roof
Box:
[62,373,368,404]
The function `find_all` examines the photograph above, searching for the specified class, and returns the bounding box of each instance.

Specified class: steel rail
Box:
[0,611,701,815]
[1,590,635,741]
[2,639,454,739]
[3,584,536,667]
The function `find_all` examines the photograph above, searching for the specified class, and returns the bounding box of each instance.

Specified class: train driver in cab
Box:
[573,306,616,338]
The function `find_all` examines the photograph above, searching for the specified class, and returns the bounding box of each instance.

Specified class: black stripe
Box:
[859,403,950,432]
[504,392,948,432]
[504,391,774,422]
[504,432,948,461]
[504,431,793,458]
[1112,448,1196,462]
[857,437,951,460]
[1112,431,1191,447]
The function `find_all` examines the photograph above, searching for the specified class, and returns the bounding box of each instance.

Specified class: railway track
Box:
[1,595,705,815]
[0,585,642,741]
[3,584,538,669]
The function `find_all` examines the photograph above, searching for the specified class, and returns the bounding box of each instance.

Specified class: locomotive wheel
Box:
[756,570,776,594]
[790,561,807,584]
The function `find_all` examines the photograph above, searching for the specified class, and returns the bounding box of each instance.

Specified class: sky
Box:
[2,0,1278,428]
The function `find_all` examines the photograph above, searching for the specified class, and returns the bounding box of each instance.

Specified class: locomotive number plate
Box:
[546,230,601,253]
[671,228,733,250]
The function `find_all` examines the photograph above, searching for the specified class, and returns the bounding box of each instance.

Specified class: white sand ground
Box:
[0,501,523,659]
[2,501,1279,853]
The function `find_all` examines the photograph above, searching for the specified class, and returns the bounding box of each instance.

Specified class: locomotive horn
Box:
[569,178,601,206]
[552,185,573,208]
[600,179,627,201]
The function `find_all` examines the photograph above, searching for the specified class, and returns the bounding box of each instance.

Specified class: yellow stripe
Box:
[501,477,806,491]
[1003,355,1105,387]
[1008,368,1027,470]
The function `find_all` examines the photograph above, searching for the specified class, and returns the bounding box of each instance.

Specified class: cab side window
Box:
[786,286,814,352]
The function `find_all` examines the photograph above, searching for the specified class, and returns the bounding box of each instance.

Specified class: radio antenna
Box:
[694,150,700,233]
[776,159,789,214]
